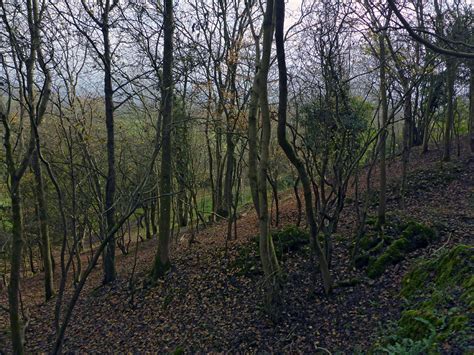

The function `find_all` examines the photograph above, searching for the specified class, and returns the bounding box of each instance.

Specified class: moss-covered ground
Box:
[375,245,473,353]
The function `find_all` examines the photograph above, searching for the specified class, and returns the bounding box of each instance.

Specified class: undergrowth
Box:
[354,215,438,278]
[230,225,309,277]
[374,244,473,353]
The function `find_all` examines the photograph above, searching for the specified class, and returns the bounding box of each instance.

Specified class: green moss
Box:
[365,221,436,279]
[359,233,381,251]
[367,238,409,278]
[231,236,261,277]
[231,225,309,277]
[381,245,474,352]
[354,253,372,268]
[402,244,473,298]
[365,215,378,226]
[445,315,468,332]
[398,309,442,341]
[272,225,309,257]
[173,346,185,355]
[401,221,437,249]
[461,275,474,307]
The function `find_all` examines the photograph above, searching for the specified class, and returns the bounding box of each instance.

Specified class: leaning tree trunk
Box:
[151,0,174,280]
[275,0,332,294]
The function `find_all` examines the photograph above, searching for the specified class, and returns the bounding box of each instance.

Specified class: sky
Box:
[287,0,303,12]
[286,0,304,28]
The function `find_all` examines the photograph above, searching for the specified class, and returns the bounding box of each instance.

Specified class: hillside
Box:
[0,143,473,353]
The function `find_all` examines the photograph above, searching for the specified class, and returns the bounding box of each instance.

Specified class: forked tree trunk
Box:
[247,0,281,313]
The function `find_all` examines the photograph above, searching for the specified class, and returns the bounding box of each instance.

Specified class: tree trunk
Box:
[8,178,25,354]
[268,175,279,227]
[400,89,412,202]
[32,151,54,300]
[214,122,225,217]
[469,63,474,154]
[144,204,152,239]
[150,192,158,236]
[293,177,302,227]
[422,82,435,153]
[224,131,234,242]
[377,31,388,228]
[275,0,332,294]
[102,18,117,284]
[151,0,174,280]
[247,0,281,313]
[443,58,456,162]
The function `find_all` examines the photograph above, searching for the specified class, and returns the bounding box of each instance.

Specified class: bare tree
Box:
[0,0,51,351]
[151,0,175,279]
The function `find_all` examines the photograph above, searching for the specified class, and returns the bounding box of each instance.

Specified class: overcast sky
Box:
[286,0,303,28]
[288,0,302,11]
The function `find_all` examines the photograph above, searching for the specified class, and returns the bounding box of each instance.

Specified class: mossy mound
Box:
[401,244,473,301]
[359,232,382,251]
[272,225,309,258]
[231,225,309,277]
[354,217,438,279]
[366,221,437,279]
[377,245,473,353]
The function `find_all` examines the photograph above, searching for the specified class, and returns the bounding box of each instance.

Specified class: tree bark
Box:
[247,0,281,312]
[151,0,174,280]
[443,58,456,162]
[377,31,388,227]
[102,12,117,283]
[470,62,474,155]
[32,151,54,300]
[275,0,332,294]
[400,90,412,201]
[8,177,25,354]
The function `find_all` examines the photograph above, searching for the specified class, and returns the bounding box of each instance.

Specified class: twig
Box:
[434,231,452,255]
[314,345,332,354]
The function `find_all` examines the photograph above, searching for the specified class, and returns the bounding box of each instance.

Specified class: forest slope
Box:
[0,142,473,353]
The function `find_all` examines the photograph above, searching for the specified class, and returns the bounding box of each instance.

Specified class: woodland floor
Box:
[0,141,473,353]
